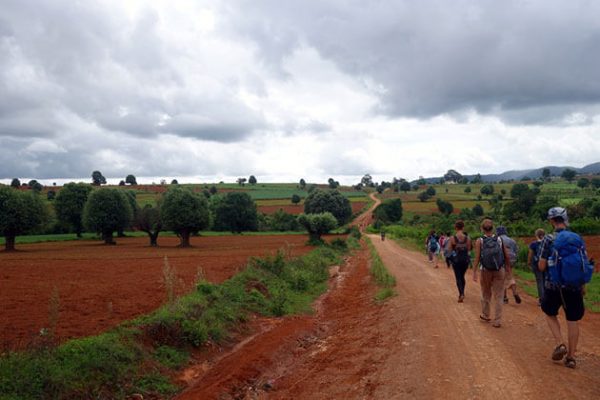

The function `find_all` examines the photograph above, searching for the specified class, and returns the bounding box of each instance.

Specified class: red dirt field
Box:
[258,202,367,215]
[0,235,316,349]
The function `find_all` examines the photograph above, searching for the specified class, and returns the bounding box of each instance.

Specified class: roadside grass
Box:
[0,242,348,399]
[365,237,396,301]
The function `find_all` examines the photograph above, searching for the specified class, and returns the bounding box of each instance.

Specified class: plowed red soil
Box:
[0,235,315,349]
[257,202,367,215]
[177,193,600,400]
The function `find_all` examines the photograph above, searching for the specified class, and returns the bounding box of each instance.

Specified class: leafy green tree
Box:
[209,185,218,195]
[161,187,209,247]
[135,204,162,246]
[297,212,338,243]
[417,191,431,202]
[591,177,600,189]
[480,184,494,196]
[248,175,257,185]
[28,180,43,192]
[0,187,47,251]
[542,168,551,180]
[91,170,106,186]
[118,180,125,186]
[361,174,374,187]
[327,178,339,189]
[83,188,132,244]
[472,204,484,216]
[237,177,247,186]
[213,192,258,233]
[436,198,454,216]
[561,168,576,182]
[303,189,352,225]
[505,183,537,217]
[268,209,300,231]
[577,178,590,189]
[291,194,301,204]
[125,174,137,185]
[10,178,20,188]
[55,183,93,237]
[171,179,179,185]
[426,186,436,196]
[464,186,472,193]
[118,190,138,237]
[589,202,600,219]
[299,178,306,189]
[373,199,403,224]
[400,181,411,193]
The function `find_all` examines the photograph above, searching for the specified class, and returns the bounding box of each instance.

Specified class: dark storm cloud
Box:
[221,0,600,123]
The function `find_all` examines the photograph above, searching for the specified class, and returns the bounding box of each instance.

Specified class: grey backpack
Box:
[480,235,505,270]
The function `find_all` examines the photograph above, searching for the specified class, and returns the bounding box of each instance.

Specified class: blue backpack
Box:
[548,231,594,287]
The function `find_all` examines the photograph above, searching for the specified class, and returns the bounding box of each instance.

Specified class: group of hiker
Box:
[424,207,594,369]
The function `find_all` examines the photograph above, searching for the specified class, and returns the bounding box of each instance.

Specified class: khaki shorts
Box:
[504,269,516,289]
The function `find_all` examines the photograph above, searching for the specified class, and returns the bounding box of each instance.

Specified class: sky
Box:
[1,0,600,185]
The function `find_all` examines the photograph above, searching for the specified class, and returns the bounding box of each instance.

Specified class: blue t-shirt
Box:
[529,240,540,266]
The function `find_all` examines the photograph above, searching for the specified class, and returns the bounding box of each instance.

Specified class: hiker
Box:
[496,226,521,305]
[538,207,594,369]
[426,230,440,268]
[472,218,512,328]
[449,220,471,302]
[381,230,386,241]
[442,231,453,268]
[527,228,546,305]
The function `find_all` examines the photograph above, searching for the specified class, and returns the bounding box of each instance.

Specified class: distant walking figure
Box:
[381,231,386,241]
[473,219,512,328]
[449,220,471,303]
[527,228,546,305]
[496,226,521,305]
[426,230,440,268]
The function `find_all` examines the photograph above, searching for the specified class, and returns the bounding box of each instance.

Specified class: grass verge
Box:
[365,236,396,301]
[0,242,348,399]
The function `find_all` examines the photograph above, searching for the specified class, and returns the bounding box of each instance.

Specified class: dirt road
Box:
[178,196,600,399]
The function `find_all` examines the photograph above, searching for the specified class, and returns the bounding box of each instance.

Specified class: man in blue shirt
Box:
[538,207,585,369]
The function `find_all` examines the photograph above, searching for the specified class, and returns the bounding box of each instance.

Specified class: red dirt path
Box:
[0,235,314,349]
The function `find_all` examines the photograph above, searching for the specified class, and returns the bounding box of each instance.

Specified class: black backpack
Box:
[452,235,470,266]
[480,235,505,270]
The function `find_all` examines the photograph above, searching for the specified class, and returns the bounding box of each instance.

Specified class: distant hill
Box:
[418,162,600,184]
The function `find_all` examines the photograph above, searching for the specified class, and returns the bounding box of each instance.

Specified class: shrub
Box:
[297,212,338,243]
[303,189,352,225]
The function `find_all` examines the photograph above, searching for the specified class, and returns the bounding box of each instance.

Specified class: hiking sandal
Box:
[564,357,576,369]
[479,315,491,322]
[551,344,567,361]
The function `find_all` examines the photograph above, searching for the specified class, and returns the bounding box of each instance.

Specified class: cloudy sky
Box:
[1,0,600,185]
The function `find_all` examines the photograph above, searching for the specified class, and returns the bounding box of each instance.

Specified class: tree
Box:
[561,168,577,182]
[55,183,93,237]
[237,177,247,186]
[291,194,301,204]
[591,177,600,189]
[119,190,138,237]
[542,168,551,180]
[417,191,431,202]
[161,187,209,247]
[373,199,403,224]
[400,181,411,193]
[577,178,590,189]
[118,180,126,186]
[443,169,462,183]
[171,179,179,185]
[0,187,47,251]
[248,175,257,185]
[472,204,484,216]
[297,212,338,243]
[480,184,494,196]
[125,174,137,185]
[416,177,427,186]
[464,186,472,193]
[213,192,258,233]
[209,186,218,195]
[505,183,537,217]
[10,178,20,188]
[361,174,373,187]
[299,178,306,189]
[436,199,454,216]
[135,204,162,246]
[426,186,436,196]
[327,178,339,189]
[91,171,107,186]
[303,189,352,225]
[28,180,43,192]
[83,189,132,245]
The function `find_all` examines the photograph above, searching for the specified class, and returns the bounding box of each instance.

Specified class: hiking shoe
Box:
[564,357,576,369]
[551,344,567,361]
[514,294,522,304]
[479,315,491,322]
[503,297,509,304]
